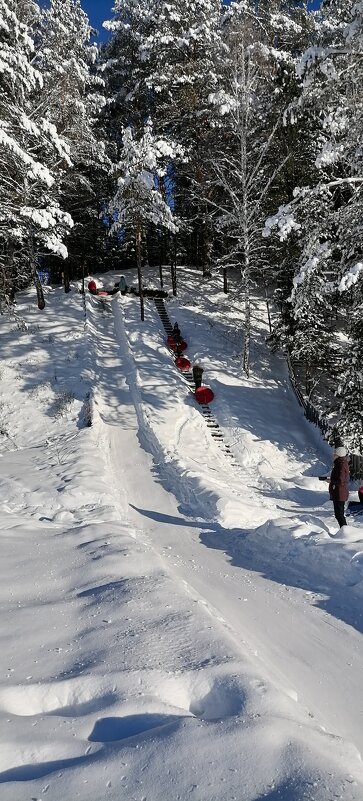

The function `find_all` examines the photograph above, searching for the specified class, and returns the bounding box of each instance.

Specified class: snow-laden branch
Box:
[0,126,54,187]
[338,262,363,293]
[263,176,363,241]
[20,205,74,231]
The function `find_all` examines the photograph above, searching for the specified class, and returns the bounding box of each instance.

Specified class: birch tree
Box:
[205,1,309,374]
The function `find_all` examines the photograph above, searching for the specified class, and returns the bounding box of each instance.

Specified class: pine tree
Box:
[149,0,223,274]
[108,120,181,319]
[36,0,109,283]
[335,323,363,453]
[102,0,157,135]
[0,0,74,307]
[267,0,363,441]
[273,0,363,306]
[102,0,223,274]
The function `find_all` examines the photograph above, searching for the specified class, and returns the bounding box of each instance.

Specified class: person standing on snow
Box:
[174,343,184,358]
[88,280,98,294]
[172,322,182,344]
[329,446,350,529]
[192,364,204,390]
[117,275,127,295]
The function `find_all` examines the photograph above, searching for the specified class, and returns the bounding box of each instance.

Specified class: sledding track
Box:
[154,297,237,465]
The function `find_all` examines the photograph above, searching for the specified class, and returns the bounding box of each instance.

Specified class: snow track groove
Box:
[85,294,223,523]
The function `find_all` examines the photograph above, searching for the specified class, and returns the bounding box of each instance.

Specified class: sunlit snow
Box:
[0,267,363,801]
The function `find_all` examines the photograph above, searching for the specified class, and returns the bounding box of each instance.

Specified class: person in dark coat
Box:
[174,343,184,358]
[8,284,16,305]
[192,364,204,390]
[106,284,121,296]
[329,446,350,528]
[172,322,181,344]
[117,275,127,295]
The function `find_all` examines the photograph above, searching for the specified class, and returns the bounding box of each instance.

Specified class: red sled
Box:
[167,338,187,352]
[175,356,191,371]
[195,386,214,404]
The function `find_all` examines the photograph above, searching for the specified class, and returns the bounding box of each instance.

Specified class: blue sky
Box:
[82,0,321,42]
[82,1,112,38]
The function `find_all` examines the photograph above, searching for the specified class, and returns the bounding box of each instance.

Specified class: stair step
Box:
[155,297,235,464]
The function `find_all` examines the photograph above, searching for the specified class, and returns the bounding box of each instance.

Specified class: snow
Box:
[263,204,301,240]
[0,127,54,187]
[208,90,237,116]
[1,267,363,800]
[338,262,363,293]
[315,141,345,168]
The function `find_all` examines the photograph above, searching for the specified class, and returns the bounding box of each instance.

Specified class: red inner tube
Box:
[175,356,191,370]
[195,386,214,404]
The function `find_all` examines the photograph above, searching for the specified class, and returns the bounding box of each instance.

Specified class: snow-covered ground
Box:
[1,266,363,801]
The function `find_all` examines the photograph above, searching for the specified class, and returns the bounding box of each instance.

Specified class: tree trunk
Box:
[265,286,272,333]
[242,280,251,377]
[305,363,313,397]
[32,267,45,310]
[29,234,45,310]
[199,218,212,277]
[136,224,144,321]
[80,260,85,295]
[0,243,15,312]
[171,235,177,296]
[159,236,164,289]
[223,268,228,294]
[63,265,71,293]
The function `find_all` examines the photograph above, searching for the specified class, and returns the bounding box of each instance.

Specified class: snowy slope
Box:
[0,269,363,801]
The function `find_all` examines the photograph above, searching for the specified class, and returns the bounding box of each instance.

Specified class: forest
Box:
[0,0,362,452]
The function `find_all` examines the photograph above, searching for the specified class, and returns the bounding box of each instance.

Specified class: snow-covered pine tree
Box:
[335,306,363,453]
[102,0,222,275]
[102,0,157,136]
[0,0,74,306]
[289,240,335,398]
[264,0,363,449]
[35,0,109,283]
[108,120,181,320]
[145,0,223,274]
[260,1,317,311]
